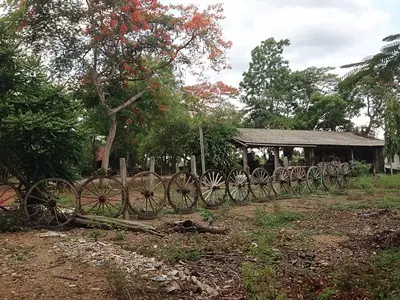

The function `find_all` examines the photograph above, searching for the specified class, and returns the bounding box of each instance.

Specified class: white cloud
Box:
[168,0,396,137]
[175,0,394,87]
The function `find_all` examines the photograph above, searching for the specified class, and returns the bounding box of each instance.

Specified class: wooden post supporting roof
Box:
[274,147,279,170]
[242,145,249,173]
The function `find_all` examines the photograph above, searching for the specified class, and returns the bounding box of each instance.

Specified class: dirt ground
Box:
[1,188,400,300]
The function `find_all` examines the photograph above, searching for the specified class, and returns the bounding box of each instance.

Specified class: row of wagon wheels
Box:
[0,162,351,229]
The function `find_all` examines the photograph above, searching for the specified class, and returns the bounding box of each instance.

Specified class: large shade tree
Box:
[0,19,84,186]
[6,0,232,170]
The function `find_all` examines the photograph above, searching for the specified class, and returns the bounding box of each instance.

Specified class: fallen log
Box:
[166,219,228,235]
[71,214,164,237]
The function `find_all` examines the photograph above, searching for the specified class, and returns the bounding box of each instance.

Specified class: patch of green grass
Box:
[242,210,305,299]
[330,196,400,211]
[377,174,400,189]
[316,288,338,300]
[350,176,374,189]
[2,243,34,261]
[254,209,305,228]
[330,250,400,300]
[351,174,400,190]
[133,241,203,264]
[369,249,400,299]
[243,262,287,300]
[161,243,203,263]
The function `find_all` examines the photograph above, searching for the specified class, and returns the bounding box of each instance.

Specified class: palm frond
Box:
[382,33,400,42]
[381,41,400,54]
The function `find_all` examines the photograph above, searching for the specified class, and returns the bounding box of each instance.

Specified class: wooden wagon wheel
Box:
[290,166,308,194]
[78,176,126,218]
[250,167,271,201]
[199,169,227,208]
[338,163,351,188]
[127,171,166,220]
[307,166,322,192]
[226,168,250,203]
[167,171,199,214]
[0,181,22,215]
[272,167,291,195]
[322,162,339,190]
[24,178,77,228]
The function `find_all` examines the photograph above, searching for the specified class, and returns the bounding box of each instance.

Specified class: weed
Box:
[330,196,400,211]
[316,288,338,300]
[113,230,126,241]
[254,210,305,229]
[105,263,157,300]
[2,243,34,261]
[162,243,203,263]
[197,207,217,226]
[0,212,24,233]
[350,174,400,190]
[350,176,374,189]
[243,262,287,300]
[89,228,106,241]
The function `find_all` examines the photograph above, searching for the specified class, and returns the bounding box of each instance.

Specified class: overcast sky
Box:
[171,0,398,136]
[177,0,398,88]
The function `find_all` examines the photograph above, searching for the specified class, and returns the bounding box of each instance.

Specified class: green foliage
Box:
[316,288,338,300]
[240,37,292,129]
[349,176,374,189]
[0,19,85,183]
[351,160,372,177]
[351,174,400,190]
[341,33,400,84]
[384,97,400,160]
[371,249,400,299]
[243,262,286,300]
[330,196,400,211]
[0,212,24,232]
[161,243,203,263]
[197,208,217,225]
[240,37,356,131]
[254,210,305,228]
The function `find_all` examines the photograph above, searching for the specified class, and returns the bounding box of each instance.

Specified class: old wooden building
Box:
[233,128,385,172]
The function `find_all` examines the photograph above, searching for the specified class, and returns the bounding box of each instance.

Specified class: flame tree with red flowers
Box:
[6,0,232,171]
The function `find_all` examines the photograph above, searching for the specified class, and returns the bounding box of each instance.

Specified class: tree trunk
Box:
[102,116,117,171]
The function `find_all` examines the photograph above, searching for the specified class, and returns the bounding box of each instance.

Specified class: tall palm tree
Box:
[341,33,400,85]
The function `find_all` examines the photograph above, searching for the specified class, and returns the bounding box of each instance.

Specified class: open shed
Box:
[233,128,385,172]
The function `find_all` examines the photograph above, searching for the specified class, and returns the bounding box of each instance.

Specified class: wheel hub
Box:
[48,199,57,208]
[99,196,106,203]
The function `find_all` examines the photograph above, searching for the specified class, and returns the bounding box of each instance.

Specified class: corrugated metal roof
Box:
[234,128,384,147]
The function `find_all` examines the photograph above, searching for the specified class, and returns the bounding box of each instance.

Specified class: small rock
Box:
[151,275,169,282]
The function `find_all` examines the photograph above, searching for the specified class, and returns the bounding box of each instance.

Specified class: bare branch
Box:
[109,91,145,115]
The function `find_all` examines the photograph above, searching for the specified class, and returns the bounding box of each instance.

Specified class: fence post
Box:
[149,156,155,187]
[191,155,197,177]
[120,158,129,220]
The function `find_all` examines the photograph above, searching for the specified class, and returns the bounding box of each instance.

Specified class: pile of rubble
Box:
[54,235,220,299]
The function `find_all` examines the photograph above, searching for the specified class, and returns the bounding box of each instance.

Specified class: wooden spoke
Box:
[290,166,307,194]
[78,176,126,218]
[307,166,322,192]
[199,169,227,208]
[338,163,351,189]
[250,167,271,201]
[24,178,77,228]
[167,171,198,214]
[127,171,166,219]
[226,168,250,204]
[322,162,339,190]
[272,167,291,195]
